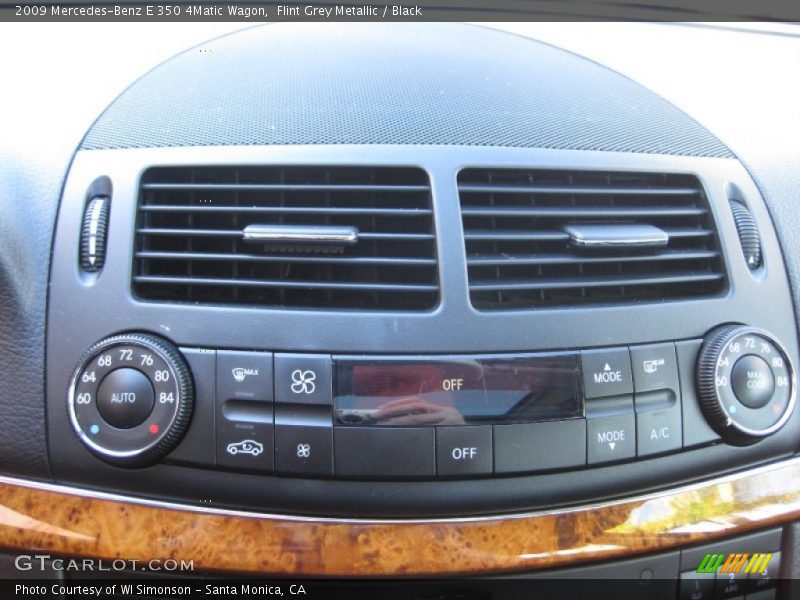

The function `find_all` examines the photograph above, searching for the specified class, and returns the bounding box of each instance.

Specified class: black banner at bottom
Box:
[3,577,797,600]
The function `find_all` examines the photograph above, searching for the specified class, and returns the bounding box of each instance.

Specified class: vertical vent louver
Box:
[134,166,438,310]
[458,169,726,310]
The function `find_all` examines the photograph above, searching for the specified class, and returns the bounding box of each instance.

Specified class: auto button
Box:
[96,368,155,429]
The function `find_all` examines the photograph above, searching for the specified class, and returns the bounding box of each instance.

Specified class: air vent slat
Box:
[141,183,429,192]
[134,276,438,293]
[140,205,432,216]
[136,251,436,266]
[458,184,700,195]
[464,231,571,242]
[470,272,724,292]
[460,207,707,218]
[468,249,719,266]
[135,228,435,241]
[459,169,726,309]
[134,166,438,310]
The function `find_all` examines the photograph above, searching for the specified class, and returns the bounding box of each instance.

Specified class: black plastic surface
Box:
[167,348,215,468]
[334,427,435,480]
[494,420,587,473]
[678,340,721,448]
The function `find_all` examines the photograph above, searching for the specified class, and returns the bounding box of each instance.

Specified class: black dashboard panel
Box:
[38,24,800,518]
[0,22,796,522]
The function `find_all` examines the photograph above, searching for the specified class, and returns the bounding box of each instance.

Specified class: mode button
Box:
[581,348,633,399]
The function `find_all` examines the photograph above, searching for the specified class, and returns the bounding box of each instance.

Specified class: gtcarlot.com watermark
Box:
[15,553,194,572]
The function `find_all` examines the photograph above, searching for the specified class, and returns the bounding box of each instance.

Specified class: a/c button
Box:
[436,426,492,478]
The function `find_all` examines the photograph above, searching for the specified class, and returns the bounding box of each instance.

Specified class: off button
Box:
[436,426,492,478]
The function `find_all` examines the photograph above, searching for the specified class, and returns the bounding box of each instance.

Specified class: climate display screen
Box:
[334,354,583,426]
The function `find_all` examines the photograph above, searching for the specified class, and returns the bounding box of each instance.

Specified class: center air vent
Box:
[458,169,726,310]
[134,166,438,310]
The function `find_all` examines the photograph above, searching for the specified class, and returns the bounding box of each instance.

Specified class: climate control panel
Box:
[68,325,796,479]
[697,326,795,445]
[68,333,193,466]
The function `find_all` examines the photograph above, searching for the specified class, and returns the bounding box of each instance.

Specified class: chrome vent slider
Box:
[729,200,762,270]
[563,223,669,248]
[242,224,359,249]
[80,195,111,272]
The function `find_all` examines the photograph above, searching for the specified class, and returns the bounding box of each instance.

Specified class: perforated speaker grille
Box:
[81,23,732,158]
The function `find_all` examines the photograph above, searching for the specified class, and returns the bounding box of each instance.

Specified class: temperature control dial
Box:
[697,325,795,445]
[69,333,193,466]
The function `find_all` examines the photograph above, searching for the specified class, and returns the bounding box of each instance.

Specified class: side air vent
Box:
[134,166,438,310]
[458,169,726,310]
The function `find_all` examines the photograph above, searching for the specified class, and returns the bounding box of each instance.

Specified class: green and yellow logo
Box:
[696,552,773,575]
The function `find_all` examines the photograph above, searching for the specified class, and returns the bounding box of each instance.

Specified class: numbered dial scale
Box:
[698,325,796,445]
[68,333,193,466]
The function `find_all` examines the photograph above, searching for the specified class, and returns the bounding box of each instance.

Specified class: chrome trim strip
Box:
[242,224,359,245]
[563,223,669,248]
[87,197,105,263]
[1,456,798,525]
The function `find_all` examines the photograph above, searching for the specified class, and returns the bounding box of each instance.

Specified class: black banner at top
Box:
[3,0,800,22]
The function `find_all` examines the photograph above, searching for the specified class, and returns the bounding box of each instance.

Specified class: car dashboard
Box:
[0,20,799,599]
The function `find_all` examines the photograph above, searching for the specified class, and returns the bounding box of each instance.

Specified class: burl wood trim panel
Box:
[0,459,798,576]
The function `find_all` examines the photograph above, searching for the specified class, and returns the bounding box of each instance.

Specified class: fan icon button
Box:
[291,369,317,394]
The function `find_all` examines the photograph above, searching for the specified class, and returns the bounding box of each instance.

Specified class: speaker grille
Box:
[80,24,731,159]
[134,166,439,311]
[459,169,726,310]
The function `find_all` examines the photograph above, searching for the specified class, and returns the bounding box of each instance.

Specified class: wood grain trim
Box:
[0,459,798,576]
